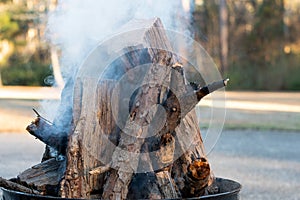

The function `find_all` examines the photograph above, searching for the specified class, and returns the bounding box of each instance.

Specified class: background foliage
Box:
[194,0,300,90]
[0,0,300,90]
[0,0,52,86]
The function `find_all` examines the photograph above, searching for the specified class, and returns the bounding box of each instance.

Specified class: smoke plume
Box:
[47,0,193,80]
[41,0,193,128]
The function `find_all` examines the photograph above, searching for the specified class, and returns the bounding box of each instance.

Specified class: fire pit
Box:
[0,18,241,199]
[1,178,241,200]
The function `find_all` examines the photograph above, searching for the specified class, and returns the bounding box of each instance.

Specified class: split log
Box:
[94,19,177,199]
[60,79,120,199]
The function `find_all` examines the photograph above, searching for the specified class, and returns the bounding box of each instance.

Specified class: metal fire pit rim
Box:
[1,177,241,200]
[196,178,241,199]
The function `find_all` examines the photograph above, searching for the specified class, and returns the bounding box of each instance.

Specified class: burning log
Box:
[0,17,228,199]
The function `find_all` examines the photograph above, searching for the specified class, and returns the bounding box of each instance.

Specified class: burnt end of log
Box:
[181,157,211,198]
[195,78,229,101]
[26,117,68,155]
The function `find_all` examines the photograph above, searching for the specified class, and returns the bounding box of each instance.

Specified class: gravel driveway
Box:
[209,129,300,200]
[1,129,299,200]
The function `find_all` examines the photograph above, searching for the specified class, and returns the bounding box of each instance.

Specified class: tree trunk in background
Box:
[0,72,2,86]
[219,0,228,74]
[50,46,64,88]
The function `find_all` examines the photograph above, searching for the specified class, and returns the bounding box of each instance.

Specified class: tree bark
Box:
[100,18,177,200]
[59,79,119,199]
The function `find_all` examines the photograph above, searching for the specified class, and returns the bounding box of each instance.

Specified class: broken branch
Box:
[26,115,67,154]
[89,165,111,176]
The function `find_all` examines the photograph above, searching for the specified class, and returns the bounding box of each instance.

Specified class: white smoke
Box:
[39,0,226,159]
[47,0,193,80]
[40,0,193,123]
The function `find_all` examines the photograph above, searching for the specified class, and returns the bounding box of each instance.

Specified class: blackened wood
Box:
[16,158,65,196]
[0,177,40,195]
[26,117,67,155]
[127,173,162,199]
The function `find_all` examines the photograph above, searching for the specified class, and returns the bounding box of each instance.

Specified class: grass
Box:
[197,106,300,132]
[1,96,300,133]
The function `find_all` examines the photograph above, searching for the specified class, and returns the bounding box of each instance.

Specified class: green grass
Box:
[197,107,300,132]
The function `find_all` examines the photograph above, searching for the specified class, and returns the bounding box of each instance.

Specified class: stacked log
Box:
[0,18,228,199]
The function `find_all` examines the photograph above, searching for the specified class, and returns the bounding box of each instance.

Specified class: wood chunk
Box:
[60,78,121,199]
[0,177,40,195]
[14,158,65,196]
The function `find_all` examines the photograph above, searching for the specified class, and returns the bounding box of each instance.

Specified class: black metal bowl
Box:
[1,178,241,200]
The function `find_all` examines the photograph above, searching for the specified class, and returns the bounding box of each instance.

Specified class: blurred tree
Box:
[0,11,19,85]
[219,0,228,73]
[0,0,55,86]
[0,12,19,39]
[194,0,220,64]
[240,0,286,89]
[194,0,300,90]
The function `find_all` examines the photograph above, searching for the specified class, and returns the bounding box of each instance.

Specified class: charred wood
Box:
[26,115,67,155]
[15,158,66,196]
[0,177,40,195]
